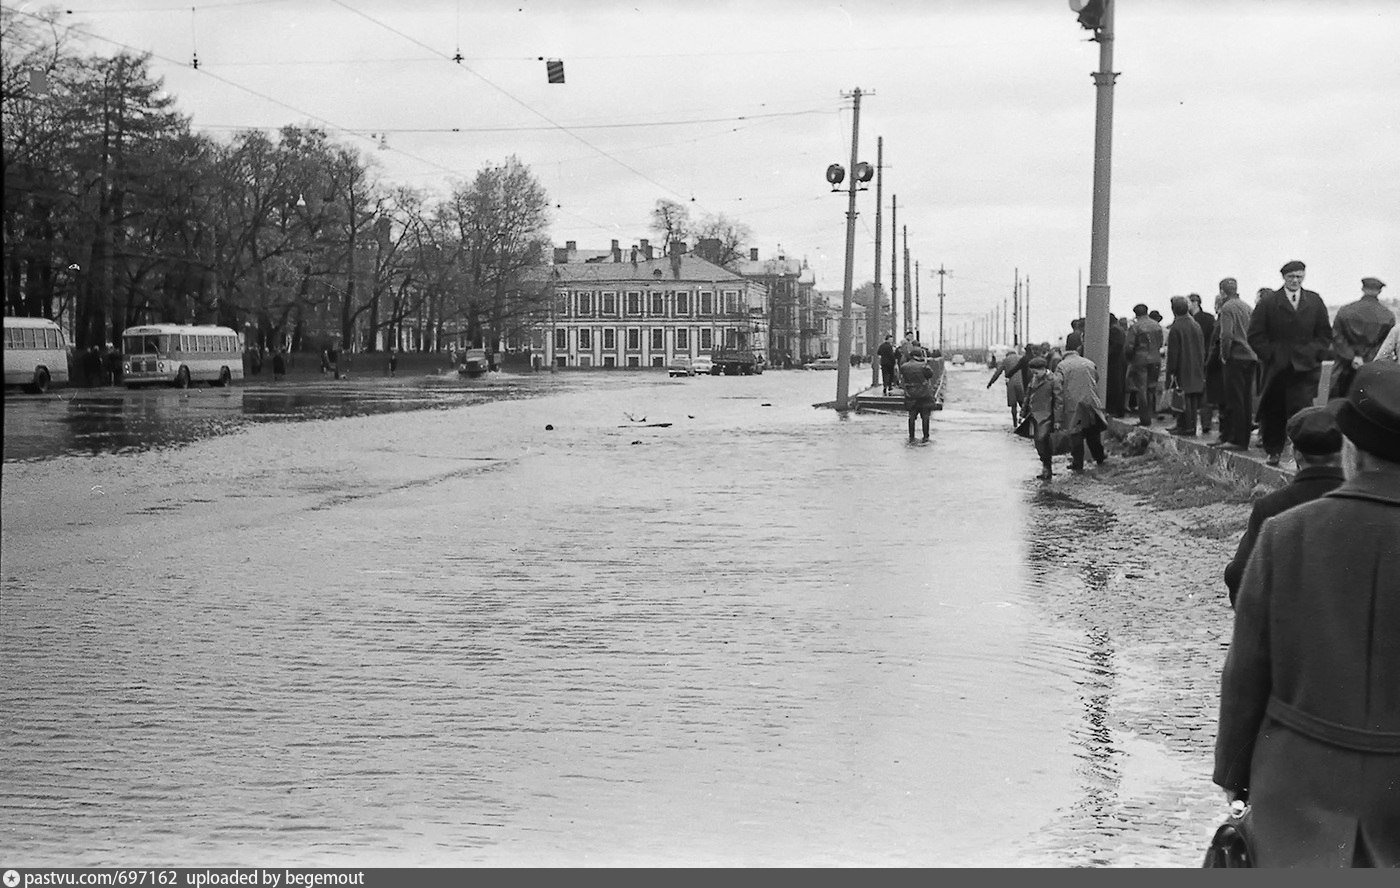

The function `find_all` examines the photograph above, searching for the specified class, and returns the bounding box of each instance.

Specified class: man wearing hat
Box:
[1211,277,1258,451]
[1221,405,1345,605]
[1214,359,1400,866]
[1247,260,1333,465]
[1329,277,1394,399]
[898,346,941,443]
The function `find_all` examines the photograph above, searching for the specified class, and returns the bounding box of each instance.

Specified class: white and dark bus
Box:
[121,324,244,388]
[3,316,72,393]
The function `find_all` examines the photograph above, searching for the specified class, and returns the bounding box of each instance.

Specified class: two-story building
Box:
[528,240,768,369]
[730,249,819,366]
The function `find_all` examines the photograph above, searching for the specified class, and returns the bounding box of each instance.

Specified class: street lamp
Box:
[831,87,872,411]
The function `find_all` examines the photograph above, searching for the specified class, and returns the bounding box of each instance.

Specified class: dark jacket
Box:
[1127,316,1164,368]
[1247,287,1331,390]
[1214,469,1400,867]
[1222,465,1347,606]
[1166,314,1205,394]
[877,341,897,366]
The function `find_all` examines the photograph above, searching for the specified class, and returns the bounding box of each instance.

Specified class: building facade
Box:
[527,241,768,369]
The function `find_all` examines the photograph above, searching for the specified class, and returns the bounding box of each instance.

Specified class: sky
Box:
[8,0,1399,346]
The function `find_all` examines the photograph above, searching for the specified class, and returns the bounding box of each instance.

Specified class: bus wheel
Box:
[28,368,50,394]
[175,367,190,388]
[215,367,232,387]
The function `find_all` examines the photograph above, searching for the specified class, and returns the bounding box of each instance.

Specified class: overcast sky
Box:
[18,0,1400,344]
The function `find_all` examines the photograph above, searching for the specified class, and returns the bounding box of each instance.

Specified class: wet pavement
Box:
[1,367,1235,866]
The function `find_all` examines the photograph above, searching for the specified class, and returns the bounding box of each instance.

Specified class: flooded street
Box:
[1,367,1234,866]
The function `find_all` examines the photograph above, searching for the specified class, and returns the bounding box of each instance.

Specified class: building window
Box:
[627,355,640,368]
[650,328,664,350]
[651,355,665,367]
[603,355,616,367]
[603,328,616,350]
[601,292,617,315]
[699,291,713,316]
[675,291,690,315]
[626,292,642,315]
[627,328,641,350]
[676,328,689,351]
[650,292,665,315]
[725,291,739,315]
[555,328,567,350]
[555,293,569,317]
[699,328,713,350]
[579,328,592,350]
[577,292,593,316]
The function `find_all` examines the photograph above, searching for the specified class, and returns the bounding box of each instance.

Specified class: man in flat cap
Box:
[1221,405,1344,605]
[1247,260,1333,465]
[1210,278,1258,451]
[1214,360,1400,866]
[1329,277,1394,399]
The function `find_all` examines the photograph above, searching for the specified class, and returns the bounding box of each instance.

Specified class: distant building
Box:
[525,239,768,369]
[729,247,818,364]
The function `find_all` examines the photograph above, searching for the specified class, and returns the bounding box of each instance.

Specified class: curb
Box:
[1105,417,1293,489]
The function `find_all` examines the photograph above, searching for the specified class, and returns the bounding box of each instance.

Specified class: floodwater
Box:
[1,367,1230,866]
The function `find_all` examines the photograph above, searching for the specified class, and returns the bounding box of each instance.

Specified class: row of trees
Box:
[2,8,553,355]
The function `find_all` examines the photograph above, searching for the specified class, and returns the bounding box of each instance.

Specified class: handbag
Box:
[1013,414,1034,438]
[1202,803,1256,868]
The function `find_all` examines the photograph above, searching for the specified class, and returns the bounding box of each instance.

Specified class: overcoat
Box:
[1166,314,1205,394]
[1214,469,1400,867]
[1053,352,1107,434]
[1221,465,1346,606]
[1246,287,1332,394]
[1023,369,1059,441]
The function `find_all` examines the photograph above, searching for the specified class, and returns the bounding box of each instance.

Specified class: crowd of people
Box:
[980,258,1398,868]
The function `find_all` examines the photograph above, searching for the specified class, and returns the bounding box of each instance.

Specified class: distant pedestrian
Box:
[1213,360,1400,866]
[328,344,341,380]
[1023,356,1058,481]
[1106,313,1128,417]
[1209,278,1258,451]
[1221,405,1345,606]
[1053,347,1108,472]
[1167,295,1205,436]
[895,330,918,365]
[1248,260,1332,466]
[103,344,121,386]
[388,347,399,377]
[1189,293,1219,434]
[1065,317,1085,356]
[898,347,940,443]
[1328,277,1393,399]
[1126,303,1165,427]
[877,334,898,395]
[987,348,1026,427]
[83,345,103,387]
[272,349,287,381]
[320,348,330,375]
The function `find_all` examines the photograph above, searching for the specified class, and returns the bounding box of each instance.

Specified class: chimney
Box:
[566,240,576,252]
[670,247,683,280]
[640,239,652,260]
[611,239,621,262]
[671,240,687,255]
[630,246,638,265]
[749,247,759,261]
[553,247,568,264]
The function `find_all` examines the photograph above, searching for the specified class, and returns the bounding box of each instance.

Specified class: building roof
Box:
[529,254,750,286]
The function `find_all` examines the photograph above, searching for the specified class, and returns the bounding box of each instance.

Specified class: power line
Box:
[192,108,830,135]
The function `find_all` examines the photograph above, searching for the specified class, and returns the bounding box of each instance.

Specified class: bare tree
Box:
[650,198,691,253]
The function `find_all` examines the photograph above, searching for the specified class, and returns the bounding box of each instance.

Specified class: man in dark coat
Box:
[1247,260,1333,466]
[1127,303,1164,427]
[1165,296,1204,436]
[1329,277,1394,399]
[898,347,939,442]
[1106,313,1127,417]
[1064,318,1085,356]
[1214,360,1400,867]
[1189,293,1218,433]
[1221,406,1346,606]
[877,334,898,395]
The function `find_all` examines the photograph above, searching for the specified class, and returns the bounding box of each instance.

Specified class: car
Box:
[691,355,714,375]
[807,356,840,370]
[667,356,696,377]
[951,354,966,366]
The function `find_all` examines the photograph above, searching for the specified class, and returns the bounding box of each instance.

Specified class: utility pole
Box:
[902,227,912,340]
[1025,274,1031,345]
[1083,0,1117,401]
[834,87,867,411]
[1002,299,1008,346]
[936,264,949,353]
[871,136,884,388]
[1012,269,1020,347]
[890,195,898,339]
[1078,267,1083,319]
[914,260,921,343]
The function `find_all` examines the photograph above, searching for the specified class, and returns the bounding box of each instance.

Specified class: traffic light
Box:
[1069,0,1106,30]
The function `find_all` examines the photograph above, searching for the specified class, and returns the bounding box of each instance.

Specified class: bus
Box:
[121,324,244,388]
[3,316,72,393]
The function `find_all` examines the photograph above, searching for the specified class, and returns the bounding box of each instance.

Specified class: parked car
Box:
[691,355,714,375]
[667,355,696,377]
[807,356,840,370]
[951,353,967,366]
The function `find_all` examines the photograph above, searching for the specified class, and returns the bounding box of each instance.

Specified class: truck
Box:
[710,346,762,375]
